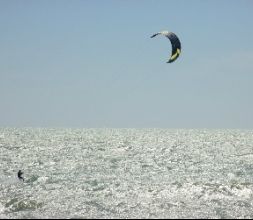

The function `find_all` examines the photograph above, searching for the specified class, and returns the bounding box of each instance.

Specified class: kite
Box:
[151,31,181,63]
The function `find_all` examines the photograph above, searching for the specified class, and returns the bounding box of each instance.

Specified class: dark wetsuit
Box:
[18,170,24,181]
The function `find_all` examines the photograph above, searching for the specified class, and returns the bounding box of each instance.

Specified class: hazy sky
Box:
[0,0,253,128]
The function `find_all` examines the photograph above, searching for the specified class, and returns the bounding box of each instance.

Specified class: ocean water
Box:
[1,128,253,219]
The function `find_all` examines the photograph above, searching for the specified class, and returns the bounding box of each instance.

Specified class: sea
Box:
[1,128,253,219]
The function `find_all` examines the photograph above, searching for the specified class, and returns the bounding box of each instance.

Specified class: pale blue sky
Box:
[0,0,253,128]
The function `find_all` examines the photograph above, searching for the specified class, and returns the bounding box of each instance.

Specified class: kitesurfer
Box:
[18,170,24,182]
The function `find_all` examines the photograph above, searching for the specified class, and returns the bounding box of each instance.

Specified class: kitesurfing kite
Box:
[151,31,181,63]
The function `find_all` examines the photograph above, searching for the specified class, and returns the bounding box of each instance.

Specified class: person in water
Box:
[18,170,24,181]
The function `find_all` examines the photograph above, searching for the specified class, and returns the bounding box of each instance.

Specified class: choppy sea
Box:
[1,128,253,219]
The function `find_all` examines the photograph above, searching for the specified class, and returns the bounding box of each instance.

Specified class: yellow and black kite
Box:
[151,31,181,63]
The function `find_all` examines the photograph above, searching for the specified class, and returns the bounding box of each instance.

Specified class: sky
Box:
[0,0,253,128]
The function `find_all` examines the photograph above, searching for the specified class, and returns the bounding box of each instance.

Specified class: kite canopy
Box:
[151,31,181,63]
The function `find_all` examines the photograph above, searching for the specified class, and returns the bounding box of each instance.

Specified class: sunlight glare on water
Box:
[1,128,253,218]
